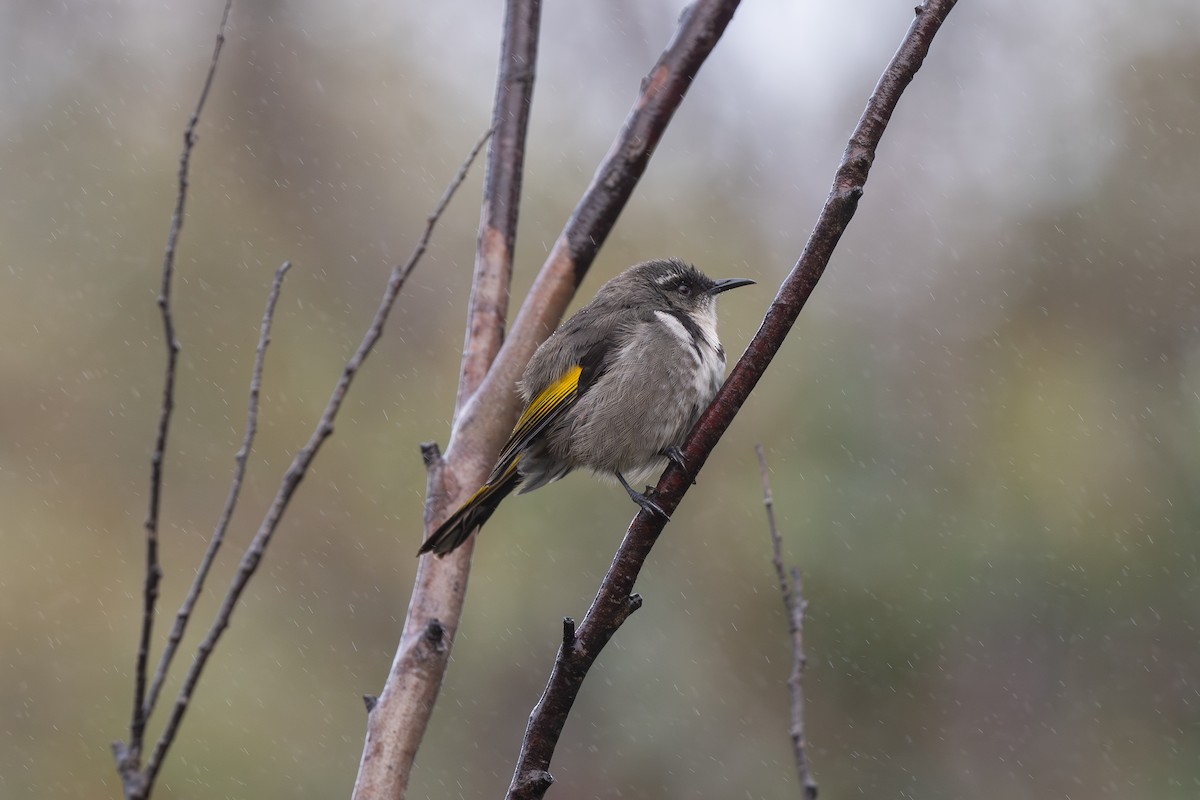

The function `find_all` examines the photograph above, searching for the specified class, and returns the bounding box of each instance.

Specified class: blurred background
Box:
[3,0,1199,797]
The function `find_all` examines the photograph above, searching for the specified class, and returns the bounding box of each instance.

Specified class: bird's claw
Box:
[634,492,669,520]
[662,446,687,469]
[618,472,671,520]
[661,446,696,485]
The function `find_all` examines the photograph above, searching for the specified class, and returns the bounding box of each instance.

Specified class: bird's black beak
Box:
[707,278,755,295]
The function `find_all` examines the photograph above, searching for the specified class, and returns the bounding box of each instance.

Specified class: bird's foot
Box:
[634,492,669,519]
[660,446,696,485]
[617,473,670,520]
[662,446,687,469]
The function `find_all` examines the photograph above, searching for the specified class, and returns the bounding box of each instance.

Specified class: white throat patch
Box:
[654,308,725,399]
[653,307,721,353]
[654,309,694,349]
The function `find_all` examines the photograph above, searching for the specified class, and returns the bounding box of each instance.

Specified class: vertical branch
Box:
[507,2,960,795]
[122,0,234,783]
[756,445,818,799]
[456,0,540,412]
[143,261,292,722]
[352,2,541,798]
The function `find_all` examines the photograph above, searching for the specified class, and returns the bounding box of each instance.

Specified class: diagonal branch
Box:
[507,2,960,796]
[136,127,491,797]
[143,260,291,722]
[121,0,234,787]
[756,445,818,799]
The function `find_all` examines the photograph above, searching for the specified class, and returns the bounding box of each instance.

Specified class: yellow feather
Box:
[484,364,583,487]
[514,364,582,435]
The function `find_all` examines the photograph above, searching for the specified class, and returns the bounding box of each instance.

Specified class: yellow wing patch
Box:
[491,364,582,474]
[515,365,582,438]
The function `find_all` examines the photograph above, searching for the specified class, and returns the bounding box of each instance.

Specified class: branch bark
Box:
[507,2,960,795]
[354,1,742,797]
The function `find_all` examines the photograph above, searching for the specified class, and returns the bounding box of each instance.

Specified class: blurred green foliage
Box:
[2,1,1199,798]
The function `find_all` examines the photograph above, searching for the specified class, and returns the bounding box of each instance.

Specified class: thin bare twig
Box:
[352,2,540,796]
[508,2,960,795]
[137,127,491,794]
[756,445,817,800]
[143,260,292,721]
[118,1,234,792]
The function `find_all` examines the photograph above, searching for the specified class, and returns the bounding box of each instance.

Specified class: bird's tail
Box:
[418,458,523,556]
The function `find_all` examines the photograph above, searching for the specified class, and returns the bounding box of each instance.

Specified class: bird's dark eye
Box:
[676,281,691,296]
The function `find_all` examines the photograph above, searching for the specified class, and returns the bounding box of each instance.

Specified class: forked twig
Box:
[118,1,234,793]
[508,2,960,795]
[137,125,491,792]
[756,445,818,799]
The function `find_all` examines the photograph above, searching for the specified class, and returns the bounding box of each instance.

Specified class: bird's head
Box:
[607,258,754,320]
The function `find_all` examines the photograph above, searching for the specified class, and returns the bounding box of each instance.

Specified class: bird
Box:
[418,258,753,557]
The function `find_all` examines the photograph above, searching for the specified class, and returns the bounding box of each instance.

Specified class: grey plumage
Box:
[418,258,752,556]
[519,260,731,489]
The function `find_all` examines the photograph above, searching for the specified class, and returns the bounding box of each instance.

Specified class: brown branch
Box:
[117,1,234,794]
[133,128,490,798]
[143,261,291,722]
[507,2,960,796]
[351,2,540,797]
[756,445,817,800]
[455,0,538,413]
